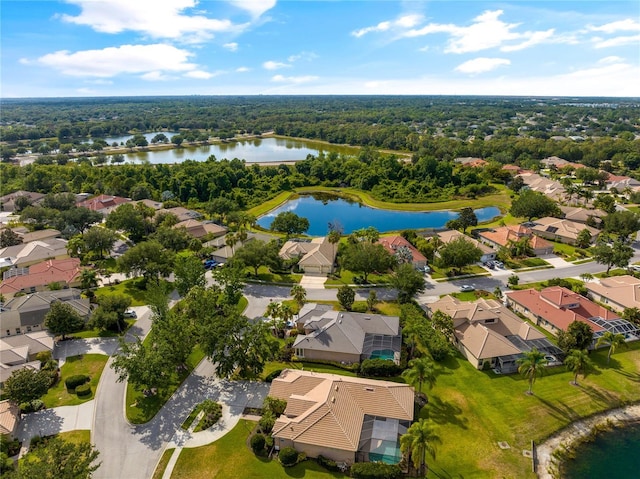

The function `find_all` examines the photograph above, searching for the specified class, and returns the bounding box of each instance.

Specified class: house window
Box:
[5,330,9,336]
[295,348,305,358]
[27,326,32,332]
[30,287,36,293]
[15,328,21,334]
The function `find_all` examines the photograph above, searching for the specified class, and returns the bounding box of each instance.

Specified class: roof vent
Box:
[364,387,374,392]
[364,317,370,320]
[335,385,339,391]
[331,396,336,403]
[340,314,344,318]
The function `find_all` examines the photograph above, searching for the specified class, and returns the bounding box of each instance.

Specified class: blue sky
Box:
[2,1,639,97]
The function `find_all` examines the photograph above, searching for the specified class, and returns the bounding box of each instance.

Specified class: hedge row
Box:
[65,374,89,391]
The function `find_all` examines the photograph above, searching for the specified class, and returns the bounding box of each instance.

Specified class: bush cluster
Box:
[264,369,283,383]
[0,436,21,457]
[194,400,222,432]
[75,384,92,397]
[359,359,402,377]
[278,447,299,467]
[316,455,340,472]
[350,462,403,479]
[250,433,265,454]
[65,374,89,391]
[19,399,45,414]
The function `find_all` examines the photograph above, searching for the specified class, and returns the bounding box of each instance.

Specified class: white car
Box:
[123,309,137,319]
[459,285,475,292]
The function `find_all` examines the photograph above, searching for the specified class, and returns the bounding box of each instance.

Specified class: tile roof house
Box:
[0,331,54,391]
[530,217,599,246]
[377,236,427,269]
[0,258,83,298]
[437,230,496,263]
[455,157,488,168]
[293,303,402,365]
[541,156,585,170]
[424,296,559,373]
[0,400,20,437]
[0,238,69,268]
[517,172,566,202]
[605,173,640,192]
[133,199,164,210]
[173,219,227,239]
[77,194,131,216]
[585,275,640,313]
[559,206,606,226]
[477,225,554,256]
[269,369,414,464]
[505,286,638,342]
[279,237,336,275]
[0,288,90,338]
[157,206,203,222]
[16,228,61,243]
[0,191,45,213]
[502,164,524,175]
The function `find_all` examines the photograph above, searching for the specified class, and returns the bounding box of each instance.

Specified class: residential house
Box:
[77,194,131,216]
[505,286,638,342]
[530,217,599,245]
[17,228,61,243]
[502,164,525,175]
[156,206,202,222]
[0,288,90,337]
[133,199,164,210]
[269,369,414,464]
[377,235,427,269]
[585,275,640,313]
[279,237,336,275]
[0,258,83,298]
[0,191,45,213]
[293,303,402,364]
[477,225,554,256]
[173,219,227,239]
[455,157,488,168]
[540,156,585,170]
[0,400,20,437]
[517,172,566,202]
[605,173,640,192]
[424,296,560,373]
[437,230,496,263]
[559,206,606,227]
[0,238,69,268]
[0,331,54,391]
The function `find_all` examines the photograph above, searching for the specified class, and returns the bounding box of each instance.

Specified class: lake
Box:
[120,137,358,164]
[563,423,640,478]
[256,194,501,235]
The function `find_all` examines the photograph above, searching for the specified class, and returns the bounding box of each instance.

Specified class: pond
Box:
[256,194,501,235]
[83,131,180,145]
[120,137,358,164]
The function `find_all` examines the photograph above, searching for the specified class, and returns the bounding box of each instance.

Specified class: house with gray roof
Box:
[293,304,401,365]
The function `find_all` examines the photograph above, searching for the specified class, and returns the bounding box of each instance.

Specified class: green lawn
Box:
[244,266,302,284]
[552,241,591,262]
[430,263,488,280]
[504,257,551,270]
[172,420,346,479]
[41,355,109,408]
[152,448,175,479]
[71,319,135,339]
[325,269,392,286]
[422,343,640,479]
[125,345,206,424]
[94,278,171,306]
[57,430,91,445]
[261,360,358,381]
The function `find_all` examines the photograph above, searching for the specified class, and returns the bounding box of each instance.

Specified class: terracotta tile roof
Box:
[505,286,620,332]
[270,370,413,452]
[377,236,426,263]
[0,400,20,436]
[478,225,553,251]
[0,258,83,295]
[77,194,131,212]
[585,275,640,310]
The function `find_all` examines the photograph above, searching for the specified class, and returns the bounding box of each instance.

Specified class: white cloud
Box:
[599,56,624,64]
[263,60,290,70]
[184,70,215,79]
[594,34,640,48]
[227,0,276,18]
[61,0,244,42]
[455,57,510,74]
[287,51,318,63]
[352,14,423,38]
[34,44,197,77]
[140,71,172,81]
[500,29,555,52]
[236,66,250,72]
[271,74,318,84]
[588,19,640,33]
[224,42,238,52]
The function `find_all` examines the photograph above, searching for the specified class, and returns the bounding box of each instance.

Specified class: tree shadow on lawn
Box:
[421,396,468,430]
[577,383,620,406]
[613,368,640,383]
[534,395,580,423]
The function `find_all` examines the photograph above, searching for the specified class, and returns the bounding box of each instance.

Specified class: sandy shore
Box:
[535,402,640,478]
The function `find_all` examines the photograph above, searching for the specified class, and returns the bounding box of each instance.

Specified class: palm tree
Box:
[595,331,627,364]
[400,419,440,478]
[290,284,306,309]
[79,268,98,290]
[327,230,341,271]
[517,348,548,395]
[564,349,592,385]
[579,273,594,283]
[402,357,437,396]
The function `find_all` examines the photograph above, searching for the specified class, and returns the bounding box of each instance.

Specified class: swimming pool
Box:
[370,349,395,361]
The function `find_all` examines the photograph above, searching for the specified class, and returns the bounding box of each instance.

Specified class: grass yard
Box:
[430,264,488,280]
[245,266,302,284]
[511,277,585,291]
[71,319,135,339]
[422,343,640,479]
[94,278,171,306]
[126,345,206,424]
[152,448,175,479]
[504,257,551,270]
[57,430,91,445]
[325,269,392,286]
[171,420,346,479]
[41,355,109,408]
[552,242,591,262]
[261,360,358,381]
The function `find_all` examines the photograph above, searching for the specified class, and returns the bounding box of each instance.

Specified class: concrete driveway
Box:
[17,400,95,443]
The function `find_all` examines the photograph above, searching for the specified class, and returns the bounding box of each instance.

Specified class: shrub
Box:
[264,369,283,383]
[350,462,403,479]
[259,410,275,434]
[65,374,89,391]
[194,400,222,432]
[278,447,298,467]
[360,359,402,377]
[0,436,21,457]
[264,396,287,416]
[250,433,266,454]
[35,351,52,364]
[317,454,340,472]
[19,400,45,414]
[75,384,92,397]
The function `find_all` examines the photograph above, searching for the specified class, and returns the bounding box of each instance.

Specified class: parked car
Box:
[459,285,475,292]
[204,259,218,270]
[484,261,495,269]
[494,261,504,269]
[124,309,137,319]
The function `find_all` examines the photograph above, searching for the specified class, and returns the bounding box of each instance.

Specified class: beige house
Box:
[0,400,20,437]
[156,206,202,222]
[585,275,640,313]
[438,230,496,263]
[269,369,414,464]
[517,172,566,202]
[279,237,336,275]
[477,225,554,256]
[0,331,54,391]
[530,217,599,245]
[293,303,401,364]
[0,238,69,268]
[559,206,606,226]
[0,191,45,213]
[173,219,227,239]
[424,296,559,373]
